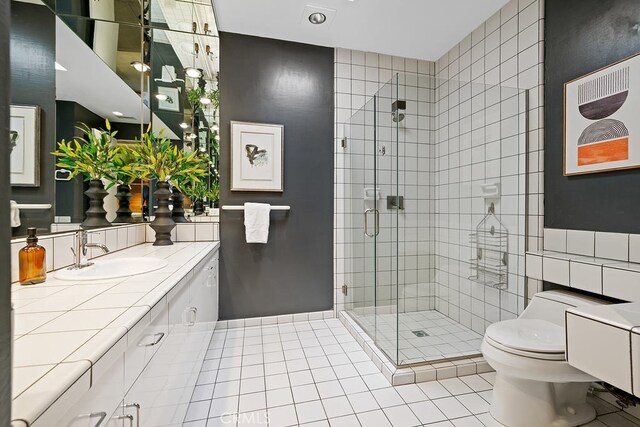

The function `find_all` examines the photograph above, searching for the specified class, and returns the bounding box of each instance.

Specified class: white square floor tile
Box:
[328,414,361,427]
[409,400,448,424]
[456,392,490,414]
[239,391,266,412]
[209,396,239,417]
[268,404,298,427]
[347,391,380,413]
[292,384,320,403]
[433,396,472,419]
[267,387,294,407]
[383,404,421,427]
[372,387,405,408]
[317,380,345,399]
[356,409,392,427]
[185,400,211,422]
[184,318,640,427]
[321,395,353,418]
[295,400,326,424]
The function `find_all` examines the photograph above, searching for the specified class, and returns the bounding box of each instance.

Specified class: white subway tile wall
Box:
[334,0,545,345]
[333,48,436,317]
[10,222,220,284]
[433,0,544,334]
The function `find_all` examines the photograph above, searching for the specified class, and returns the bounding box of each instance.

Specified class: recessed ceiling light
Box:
[185,67,202,78]
[130,61,150,72]
[179,122,189,129]
[113,111,124,117]
[155,93,168,101]
[200,96,211,105]
[54,61,67,71]
[308,12,327,24]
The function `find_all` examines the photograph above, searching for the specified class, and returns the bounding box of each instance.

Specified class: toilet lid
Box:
[485,319,565,354]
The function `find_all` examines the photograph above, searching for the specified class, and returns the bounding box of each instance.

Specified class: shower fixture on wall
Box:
[392,99,406,123]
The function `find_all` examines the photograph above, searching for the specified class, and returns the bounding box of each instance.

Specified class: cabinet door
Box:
[124,299,169,393]
[124,274,200,426]
[189,251,218,333]
[55,354,124,427]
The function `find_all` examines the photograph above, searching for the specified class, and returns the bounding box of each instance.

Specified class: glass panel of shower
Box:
[344,72,528,367]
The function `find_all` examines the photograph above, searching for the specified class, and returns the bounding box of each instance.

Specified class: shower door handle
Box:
[364,209,380,237]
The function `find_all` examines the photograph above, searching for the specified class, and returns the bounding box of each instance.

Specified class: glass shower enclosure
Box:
[342,73,528,367]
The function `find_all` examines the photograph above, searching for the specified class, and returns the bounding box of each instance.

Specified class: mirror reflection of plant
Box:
[52,120,119,186]
[130,127,209,191]
[187,87,205,110]
[183,179,218,201]
[112,145,143,186]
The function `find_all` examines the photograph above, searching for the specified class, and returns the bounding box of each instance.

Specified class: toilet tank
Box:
[521,290,608,326]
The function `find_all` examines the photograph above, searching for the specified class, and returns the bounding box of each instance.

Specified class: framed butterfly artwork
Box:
[230,121,284,191]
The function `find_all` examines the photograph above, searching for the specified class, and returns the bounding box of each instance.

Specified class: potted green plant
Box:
[111,146,142,223]
[52,120,119,229]
[130,128,209,245]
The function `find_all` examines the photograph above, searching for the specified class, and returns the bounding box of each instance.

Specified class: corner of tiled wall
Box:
[432,0,544,329]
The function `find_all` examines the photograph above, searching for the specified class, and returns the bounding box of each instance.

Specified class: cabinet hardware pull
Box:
[112,414,134,427]
[137,332,165,347]
[72,411,107,427]
[187,306,198,325]
[123,403,140,427]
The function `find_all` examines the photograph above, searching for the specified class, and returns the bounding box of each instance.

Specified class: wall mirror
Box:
[9,0,219,238]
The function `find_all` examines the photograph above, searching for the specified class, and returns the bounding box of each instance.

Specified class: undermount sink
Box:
[54,257,168,281]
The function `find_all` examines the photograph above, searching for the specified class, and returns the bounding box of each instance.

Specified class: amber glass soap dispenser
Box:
[19,227,46,285]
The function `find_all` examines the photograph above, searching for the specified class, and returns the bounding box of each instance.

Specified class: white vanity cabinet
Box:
[123,250,218,425]
[45,247,219,427]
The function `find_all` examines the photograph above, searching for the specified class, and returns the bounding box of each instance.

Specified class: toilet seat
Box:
[485,319,566,360]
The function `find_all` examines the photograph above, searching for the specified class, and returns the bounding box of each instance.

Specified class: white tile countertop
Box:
[11,241,219,426]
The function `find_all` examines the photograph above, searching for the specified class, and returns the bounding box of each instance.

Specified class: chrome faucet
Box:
[69,230,110,269]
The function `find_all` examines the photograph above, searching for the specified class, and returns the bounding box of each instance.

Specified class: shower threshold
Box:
[339,311,494,386]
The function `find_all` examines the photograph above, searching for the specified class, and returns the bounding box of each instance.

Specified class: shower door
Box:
[373,75,400,364]
[347,95,379,343]
[346,75,401,365]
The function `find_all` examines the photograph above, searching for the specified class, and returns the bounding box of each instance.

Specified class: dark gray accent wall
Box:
[218,32,334,320]
[10,1,56,236]
[545,0,640,232]
[0,0,13,422]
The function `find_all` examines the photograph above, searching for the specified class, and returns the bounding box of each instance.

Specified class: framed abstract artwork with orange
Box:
[564,54,640,175]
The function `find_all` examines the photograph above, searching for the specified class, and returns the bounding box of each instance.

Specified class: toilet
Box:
[481,290,607,427]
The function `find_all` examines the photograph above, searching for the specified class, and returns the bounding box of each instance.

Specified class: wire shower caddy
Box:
[469,202,508,290]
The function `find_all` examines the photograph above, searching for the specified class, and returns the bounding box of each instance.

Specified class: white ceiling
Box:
[211,0,510,61]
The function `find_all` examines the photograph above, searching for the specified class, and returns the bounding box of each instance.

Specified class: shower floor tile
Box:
[348,310,484,365]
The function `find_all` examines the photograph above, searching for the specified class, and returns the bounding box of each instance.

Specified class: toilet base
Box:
[490,373,596,427]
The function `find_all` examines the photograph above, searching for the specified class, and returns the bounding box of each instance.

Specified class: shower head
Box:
[392,99,406,123]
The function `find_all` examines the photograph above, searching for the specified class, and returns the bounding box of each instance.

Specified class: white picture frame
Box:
[564,53,640,175]
[10,105,40,187]
[230,121,284,192]
[156,86,180,112]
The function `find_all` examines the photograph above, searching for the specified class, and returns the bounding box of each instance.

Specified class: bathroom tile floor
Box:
[349,310,484,365]
[183,318,640,427]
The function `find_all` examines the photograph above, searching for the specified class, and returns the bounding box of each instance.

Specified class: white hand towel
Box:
[244,202,271,243]
[9,201,21,228]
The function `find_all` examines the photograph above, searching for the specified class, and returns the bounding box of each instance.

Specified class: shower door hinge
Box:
[341,137,347,149]
[342,284,348,296]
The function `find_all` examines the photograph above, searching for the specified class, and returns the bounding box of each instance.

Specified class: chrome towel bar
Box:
[221,205,290,211]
